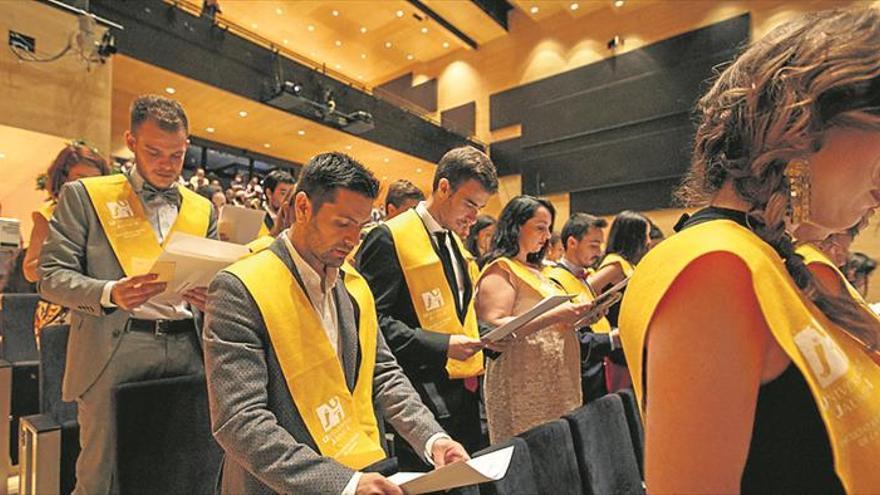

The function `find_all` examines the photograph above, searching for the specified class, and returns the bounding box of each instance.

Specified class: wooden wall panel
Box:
[440,101,476,138]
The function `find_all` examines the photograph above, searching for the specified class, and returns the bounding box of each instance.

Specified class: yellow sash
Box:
[36,200,56,221]
[620,220,880,492]
[80,175,211,276]
[598,252,635,277]
[246,235,276,254]
[797,243,871,309]
[386,209,483,379]
[544,264,612,333]
[484,257,562,299]
[226,251,385,470]
[257,222,271,238]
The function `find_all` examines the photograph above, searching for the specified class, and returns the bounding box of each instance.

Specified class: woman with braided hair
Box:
[619,8,880,494]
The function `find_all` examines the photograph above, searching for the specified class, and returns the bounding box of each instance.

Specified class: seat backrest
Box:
[38,324,76,422]
[476,437,538,495]
[0,294,40,362]
[518,419,584,495]
[114,374,222,495]
[616,388,644,478]
[564,395,643,495]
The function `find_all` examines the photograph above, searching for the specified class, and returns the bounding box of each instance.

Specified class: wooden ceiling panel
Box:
[111,56,436,194]
[420,0,509,44]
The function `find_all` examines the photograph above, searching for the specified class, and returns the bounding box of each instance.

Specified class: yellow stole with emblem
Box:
[486,257,562,300]
[620,220,880,492]
[386,209,483,379]
[544,264,613,333]
[80,175,211,276]
[226,251,385,470]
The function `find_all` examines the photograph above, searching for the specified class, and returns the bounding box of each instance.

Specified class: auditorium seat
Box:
[517,419,583,495]
[564,395,643,495]
[476,437,538,495]
[19,324,78,495]
[114,374,223,495]
[616,388,645,478]
[0,294,41,466]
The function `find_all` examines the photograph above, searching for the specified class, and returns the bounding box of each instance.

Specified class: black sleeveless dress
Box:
[676,207,844,494]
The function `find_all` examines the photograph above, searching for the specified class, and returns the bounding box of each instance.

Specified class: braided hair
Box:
[678,8,880,352]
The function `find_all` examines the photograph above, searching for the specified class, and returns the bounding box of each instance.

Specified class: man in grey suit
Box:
[39,95,216,494]
[204,152,468,495]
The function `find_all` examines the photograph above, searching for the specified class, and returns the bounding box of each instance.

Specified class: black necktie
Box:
[434,231,462,314]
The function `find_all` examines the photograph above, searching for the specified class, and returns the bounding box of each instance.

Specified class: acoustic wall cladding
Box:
[489,14,750,215]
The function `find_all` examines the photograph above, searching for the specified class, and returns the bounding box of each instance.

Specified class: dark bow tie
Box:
[574,269,589,280]
[140,183,181,207]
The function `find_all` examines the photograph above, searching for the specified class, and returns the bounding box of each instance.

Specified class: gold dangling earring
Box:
[785,159,811,226]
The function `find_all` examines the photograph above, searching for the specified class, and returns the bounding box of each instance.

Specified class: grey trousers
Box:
[73,329,203,495]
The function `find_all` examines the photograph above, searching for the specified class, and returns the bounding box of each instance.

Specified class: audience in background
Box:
[544,232,564,264]
[846,252,877,298]
[384,179,425,221]
[465,214,496,267]
[188,167,209,190]
[261,169,297,233]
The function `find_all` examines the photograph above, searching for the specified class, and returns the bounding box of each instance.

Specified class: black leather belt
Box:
[126,318,195,336]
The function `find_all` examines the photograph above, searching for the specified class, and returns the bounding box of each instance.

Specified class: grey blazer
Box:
[203,240,445,495]
[38,180,217,401]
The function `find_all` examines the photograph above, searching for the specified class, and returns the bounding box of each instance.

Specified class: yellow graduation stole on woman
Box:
[80,174,211,276]
[386,209,483,379]
[246,235,275,254]
[485,257,562,300]
[226,251,385,470]
[598,252,635,277]
[620,220,880,493]
[544,264,612,333]
[797,243,872,310]
[36,200,56,222]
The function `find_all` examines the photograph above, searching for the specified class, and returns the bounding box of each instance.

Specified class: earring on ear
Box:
[785,159,811,226]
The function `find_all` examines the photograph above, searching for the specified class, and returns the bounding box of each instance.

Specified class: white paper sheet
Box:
[387,446,514,494]
[218,205,267,244]
[481,295,575,343]
[143,232,250,302]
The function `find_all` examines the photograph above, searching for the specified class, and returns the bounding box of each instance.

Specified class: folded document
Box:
[387,446,514,494]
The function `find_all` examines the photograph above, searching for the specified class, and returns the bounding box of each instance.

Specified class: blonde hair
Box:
[679,8,880,351]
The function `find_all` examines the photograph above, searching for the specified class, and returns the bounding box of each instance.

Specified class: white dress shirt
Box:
[415,202,466,308]
[99,167,192,321]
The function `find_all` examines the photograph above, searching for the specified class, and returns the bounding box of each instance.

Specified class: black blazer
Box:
[356,221,477,417]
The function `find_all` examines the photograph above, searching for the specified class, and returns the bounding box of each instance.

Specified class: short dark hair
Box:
[486,195,555,266]
[385,179,425,209]
[561,213,608,247]
[130,95,189,133]
[605,210,651,264]
[295,152,379,212]
[432,146,498,193]
[263,169,296,193]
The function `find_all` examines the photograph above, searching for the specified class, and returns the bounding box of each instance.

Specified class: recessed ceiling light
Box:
[395,10,404,18]
[164,86,176,94]
[307,24,315,32]
[251,23,258,29]
[613,0,624,6]
[570,2,579,10]
[283,39,289,45]
[530,6,539,14]
[345,145,352,150]
[360,53,367,59]
[238,111,248,117]
[263,143,271,148]
[360,26,367,33]
[357,75,364,80]
[384,41,392,48]
[384,158,390,163]
[382,175,388,180]
[205,127,215,133]
[406,54,414,60]
[332,9,339,16]
[275,7,283,15]
[421,27,428,34]
[335,64,342,69]
[0,153,6,160]
[442,41,450,48]
[416,168,423,173]
[335,40,342,47]
[297,130,306,136]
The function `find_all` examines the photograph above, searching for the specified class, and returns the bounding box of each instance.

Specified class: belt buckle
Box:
[154,319,167,336]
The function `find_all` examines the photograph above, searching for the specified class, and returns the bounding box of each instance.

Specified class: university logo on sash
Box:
[421,288,444,312]
[107,200,134,219]
[317,396,346,432]
[794,325,850,389]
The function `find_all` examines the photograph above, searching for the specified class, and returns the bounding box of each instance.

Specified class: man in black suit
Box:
[357,147,498,469]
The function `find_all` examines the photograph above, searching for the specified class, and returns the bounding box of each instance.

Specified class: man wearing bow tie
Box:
[39,95,216,494]
[544,213,623,403]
